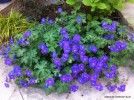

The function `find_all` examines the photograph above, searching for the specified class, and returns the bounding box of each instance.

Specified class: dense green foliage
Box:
[65,0,134,15]
[0,10,35,45]
[3,10,134,94]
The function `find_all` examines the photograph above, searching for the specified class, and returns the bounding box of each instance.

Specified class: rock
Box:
[119,3,134,33]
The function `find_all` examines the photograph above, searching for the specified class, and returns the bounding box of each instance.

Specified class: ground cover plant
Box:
[0,9,35,46]
[1,8,134,95]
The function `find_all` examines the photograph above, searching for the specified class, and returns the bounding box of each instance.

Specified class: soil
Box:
[21,2,120,22]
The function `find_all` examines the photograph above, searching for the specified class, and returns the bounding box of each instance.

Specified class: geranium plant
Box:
[1,8,134,94]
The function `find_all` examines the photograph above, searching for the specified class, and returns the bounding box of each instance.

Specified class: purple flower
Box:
[95,83,103,91]
[4,57,12,66]
[29,78,36,85]
[105,71,116,79]
[81,72,90,82]
[100,55,109,62]
[90,72,99,81]
[112,21,118,27]
[62,53,69,62]
[104,34,114,40]
[62,33,69,40]
[72,45,79,53]
[110,65,117,72]
[41,18,46,25]
[24,30,31,38]
[38,44,47,50]
[72,53,79,61]
[60,28,67,34]
[4,83,9,88]
[109,41,127,52]
[117,84,126,92]
[25,70,31,77]
[71,64,79,75]
[106,84,117,92]
[64,47,71,54]
[9,38,14,44]
[78,78,86,84]
[73,34,81,43]
[90,81,97,87]
[54,57,62,69]
[78,63,85,72]
[89,58,97,68]
[60,74,73,82]
[48,19,54,25]
[102,21,108,27]
[52,52,57,58]
[20,80,29,87]
[69,84,79,92]
[38,44,48,54]
[80,55,88,63]
[130,33,134,42]
[88,45,98,53]
[58,8,62,13]
[8,71,16,80]
[76,16,82,23]
[45,78,54,87]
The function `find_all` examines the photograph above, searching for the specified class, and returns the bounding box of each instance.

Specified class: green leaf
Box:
[97,3,107,9]
[66,0,76,5]
[128,0,134,3]
[74,2,81,10]
[82,0,92,6]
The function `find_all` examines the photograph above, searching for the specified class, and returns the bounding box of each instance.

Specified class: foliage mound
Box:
[1,9,134,94]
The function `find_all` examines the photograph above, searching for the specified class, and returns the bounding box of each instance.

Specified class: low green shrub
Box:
[1,8,134,94]
[65,0,134,16]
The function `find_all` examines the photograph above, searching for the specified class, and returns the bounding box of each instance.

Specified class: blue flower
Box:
[29,78,36,85]
[60,28,67,34]
[52,52,57,58]
[69,84,79,92]
[4,83,9,88]
[54,57,62,70]
[9,38,14,44]
[8,71,16,80]
[45,78,55,87]
[78,63,85,72]
[71,64,80,75]
[62,53,69,62]
[73,34,81,43]
[104,34,114,40]
[48,19,54,25]
[4,57,12,66]
[72,45,79,53]
[80,55,88,63]
[106,84,117,92]
[58,8,62,13]
[88,45,98,53]
[76,16,82,23]
[25,70,31,77]
[23,30,31,38]
[95,83,103,91]
[117,84,126,92]
[20,80,29,87]
[41,18,46,25]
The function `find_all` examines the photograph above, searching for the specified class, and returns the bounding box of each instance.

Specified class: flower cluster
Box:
[102,21,118,32]
[60,74,73,82]
[109,41,127,52]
